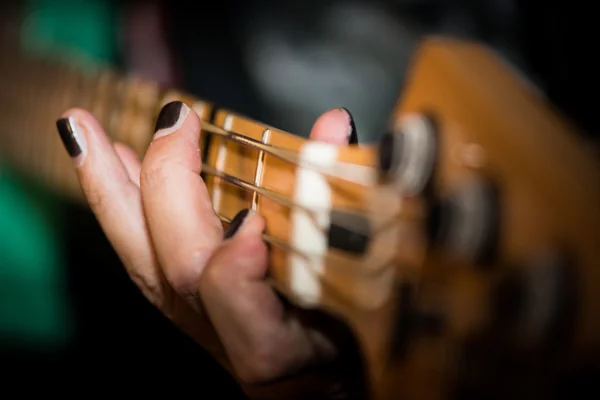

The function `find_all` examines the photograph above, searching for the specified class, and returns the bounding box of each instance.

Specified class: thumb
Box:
[199,209,276,316]
[199,209,318,382]
[214,209,269,280]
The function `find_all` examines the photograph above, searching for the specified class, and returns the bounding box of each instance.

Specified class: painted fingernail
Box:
[340,107,358,145]
[56,117,87,166]
[224,208,251,239]
[154,101,190,139]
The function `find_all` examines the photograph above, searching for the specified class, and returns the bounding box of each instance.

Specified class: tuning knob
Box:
[426,174,500,265]
[378,113,437,197]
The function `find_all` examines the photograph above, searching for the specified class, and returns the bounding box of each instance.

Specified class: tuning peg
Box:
[378,113,437,197]
[426,173,500,266]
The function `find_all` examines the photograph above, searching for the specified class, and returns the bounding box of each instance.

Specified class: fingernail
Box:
[224,208,253,239]
[154,101,190,139]
[56,117,87,166]
[340,107,358,145]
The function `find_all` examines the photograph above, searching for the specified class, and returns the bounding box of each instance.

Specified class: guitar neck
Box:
[0,46,189,191]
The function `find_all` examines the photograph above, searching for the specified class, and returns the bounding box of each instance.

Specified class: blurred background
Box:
[0,0,596,396]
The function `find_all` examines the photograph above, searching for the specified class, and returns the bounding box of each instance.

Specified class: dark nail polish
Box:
[341,107,358,144]
[224,209,250,239]
[56,118,82,157]
[154,101,183,132]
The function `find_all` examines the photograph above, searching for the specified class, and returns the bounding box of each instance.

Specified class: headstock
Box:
[369,37,600,399]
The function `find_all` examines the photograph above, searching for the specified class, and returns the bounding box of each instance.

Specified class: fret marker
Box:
[289,142,337,307]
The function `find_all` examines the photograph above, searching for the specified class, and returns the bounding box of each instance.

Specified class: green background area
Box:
[0,0,119,348]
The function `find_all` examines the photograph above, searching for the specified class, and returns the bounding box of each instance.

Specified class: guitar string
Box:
[200,122,377,187]
[218,213,397,310]
[217,213,395,279]
[196,117,410,297]
[203,162,406,254]
[201,163,387,238]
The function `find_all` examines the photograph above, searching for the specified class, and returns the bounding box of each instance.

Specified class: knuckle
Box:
[130,270,165,306]
[201,258,224,287]
[164,246,213,295]
[141,156,172,190]
[164,267,194,296]
[200,249,235,289]
[82,178,139,222]
[115,253,173,313]
[83,182,110,215]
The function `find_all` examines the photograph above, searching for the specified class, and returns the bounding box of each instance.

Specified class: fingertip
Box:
[59,107,106,138]
[56,108,111,168]
[309,108,356,146]
[144,101,203,173]
[226,211,269,267]
[60,107,94,120]
[152,100,201,142]
[224,209,266,240]
[242,212,266,238]
[207,210,268,283]
[56,106,139,212]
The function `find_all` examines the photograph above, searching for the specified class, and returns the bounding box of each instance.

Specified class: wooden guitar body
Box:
[375,37,600,400]
[1,36,599,399]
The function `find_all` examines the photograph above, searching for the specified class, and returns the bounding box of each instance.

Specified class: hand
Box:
[55,102,365,396]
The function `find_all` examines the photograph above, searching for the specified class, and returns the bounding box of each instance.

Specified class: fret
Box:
[209,112,229,216]
[252,128,271,211]
[208,111,268,221]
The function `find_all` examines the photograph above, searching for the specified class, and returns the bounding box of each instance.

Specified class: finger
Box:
[200,209,322,382]
[309,107,357,145]
[141,101,223,298]
[55,109,163,300]
[114,142,141,187]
